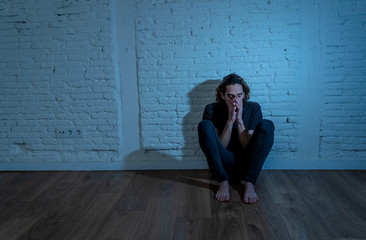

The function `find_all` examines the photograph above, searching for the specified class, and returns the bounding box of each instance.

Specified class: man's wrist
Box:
[226,121,235,126]
[237,121,246,131]
[236,120,244,126]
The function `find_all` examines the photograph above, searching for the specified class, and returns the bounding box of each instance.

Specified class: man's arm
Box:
[218,122,234,148]
[218,101,237,148]
[203,104,232,148]
[237,122,253,149]
[234,100,254,149]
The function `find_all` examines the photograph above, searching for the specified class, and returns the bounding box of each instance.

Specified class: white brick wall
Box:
[135,0,366,166]
[0,0,365,170]
[0,0,120,163]
[135,0,301,162]
[319,0,366,161]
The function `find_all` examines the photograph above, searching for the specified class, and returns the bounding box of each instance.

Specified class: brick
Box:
[1,0,365,166]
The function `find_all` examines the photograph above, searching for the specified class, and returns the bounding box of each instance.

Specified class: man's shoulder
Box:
[245,101,261,109]
[205,102,220,108]
[205,102,225,113]
[205,102,223,112]
[203,102,226,118]
[203,102,227,123]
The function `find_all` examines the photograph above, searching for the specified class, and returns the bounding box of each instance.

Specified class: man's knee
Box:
[198,120,215,136]
[256,119,275,135]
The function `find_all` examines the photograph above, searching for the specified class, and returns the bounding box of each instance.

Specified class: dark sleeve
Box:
[249,103,263,130]
[202,104,224,131]
[202,104,213,121]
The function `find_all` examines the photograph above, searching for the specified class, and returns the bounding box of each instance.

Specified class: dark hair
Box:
[215,73,250,103]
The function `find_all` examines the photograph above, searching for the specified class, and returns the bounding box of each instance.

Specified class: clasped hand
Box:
[227,100,243,125]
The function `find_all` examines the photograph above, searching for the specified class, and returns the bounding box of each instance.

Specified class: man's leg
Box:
[198,120,235,201]
[236,119,275,203]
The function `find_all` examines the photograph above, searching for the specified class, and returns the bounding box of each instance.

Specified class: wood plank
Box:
[0,218,38,240]
[0,172,20,190]
[17,172,109,240]
[95,210,144,240]
[173,217,210,240]
[243,175,291,240]
[58,193,124,240]
[0,173,65,227]
[114,171,160,212]
[141,170,185,199]
[18,171,137,240]
[177,173,213,218]
[333,238,366,240]
[313,171,366,237]
[177,197,251,240]
[204,199,250,240]
[175,205,250,240]
[19,172,82,219]
[58,171,108,204]
[0,201,34,229]
[262,170,330,240]
[135,196,180,240]
[286,170,366,238]
[96,170,136,194]
[176,175,290,240]
[174,175,215,240]
[338,171,366,199]
[0,172,62,202]
[19,172,87,220]
[0,170,365,240]
[16,203,77,240]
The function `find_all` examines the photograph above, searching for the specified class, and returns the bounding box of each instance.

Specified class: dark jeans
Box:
[198,119,275,184]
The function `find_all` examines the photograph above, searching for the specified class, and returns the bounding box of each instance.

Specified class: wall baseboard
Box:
[262,160,366,170]
[0,160,365,171]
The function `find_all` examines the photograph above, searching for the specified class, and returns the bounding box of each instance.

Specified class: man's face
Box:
[220,83,245,107]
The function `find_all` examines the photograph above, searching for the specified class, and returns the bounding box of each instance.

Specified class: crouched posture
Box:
[198,73,275,204]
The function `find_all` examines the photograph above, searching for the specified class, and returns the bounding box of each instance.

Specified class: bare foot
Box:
[243,181,259,204]
[215,180,230,202]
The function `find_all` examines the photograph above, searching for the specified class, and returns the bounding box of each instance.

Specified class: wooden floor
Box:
[0,170,365,240]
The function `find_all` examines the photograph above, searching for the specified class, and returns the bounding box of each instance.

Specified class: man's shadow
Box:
[181,80,221,162]
[123,80,223,195]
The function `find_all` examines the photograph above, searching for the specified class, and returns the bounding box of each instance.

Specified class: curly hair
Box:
[215,73,250,103]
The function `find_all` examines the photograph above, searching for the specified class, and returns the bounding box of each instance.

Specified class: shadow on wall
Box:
[123,79,221,169]
[182,79,221,162]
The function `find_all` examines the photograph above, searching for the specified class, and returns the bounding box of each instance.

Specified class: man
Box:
[198,73,274,204]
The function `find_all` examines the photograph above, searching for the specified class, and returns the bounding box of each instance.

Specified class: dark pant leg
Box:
[236,119,275,184]
[198,120,235,182]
